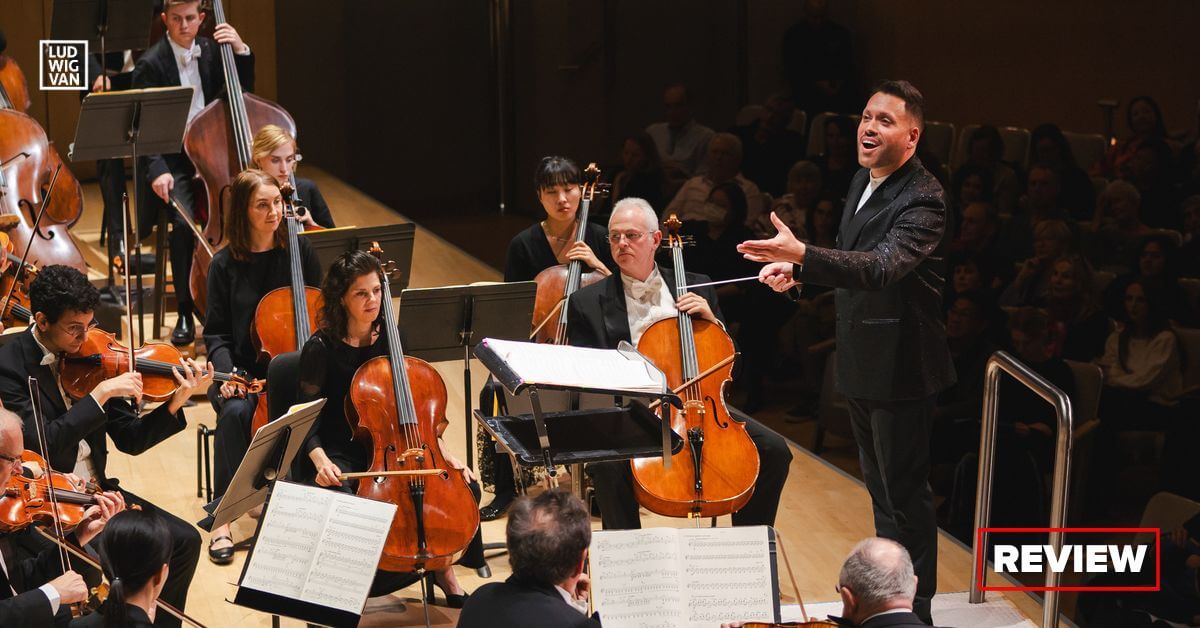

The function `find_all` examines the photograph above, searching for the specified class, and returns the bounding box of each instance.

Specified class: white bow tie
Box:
[628,276,663,302]
[40,353,57,366]
[179,45,201,66]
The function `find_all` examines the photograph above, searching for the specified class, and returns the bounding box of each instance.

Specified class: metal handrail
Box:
[969,351,1074,628]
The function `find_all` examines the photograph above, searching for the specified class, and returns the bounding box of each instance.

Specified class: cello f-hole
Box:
[705,395,729,428]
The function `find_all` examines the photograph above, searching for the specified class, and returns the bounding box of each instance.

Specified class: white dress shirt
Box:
[167,37,206,122]
[621,267,678,346]
[31,328,100,482]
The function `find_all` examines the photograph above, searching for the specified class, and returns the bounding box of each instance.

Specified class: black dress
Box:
[295,176,335,228]
[503,221,615,282]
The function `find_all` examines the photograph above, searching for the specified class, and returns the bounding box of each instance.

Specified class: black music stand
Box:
[51,0,153,71]
[473,340,684,488]
[300,223,416,289]
[397,282,536,468]
[70,86,192,344]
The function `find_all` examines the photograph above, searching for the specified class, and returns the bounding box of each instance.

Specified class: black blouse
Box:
[203,237,322,377]
[296,176,335,229]
[503,221,615,282]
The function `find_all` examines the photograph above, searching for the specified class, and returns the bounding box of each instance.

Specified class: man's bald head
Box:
[838,538,917,620]
[0,408,21,444]
[0,408,24,485]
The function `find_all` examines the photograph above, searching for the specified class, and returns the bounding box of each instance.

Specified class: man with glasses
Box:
[0,265,210,627]
[565,197,792,530]
[0,408,124,626]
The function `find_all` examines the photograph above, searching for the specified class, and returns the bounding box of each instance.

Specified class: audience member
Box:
[1021,164,1067,222]
[809,115,858,200]
[612,130,670,212]
[1087,179,1155,272]
[1043,255,1111,362]
[645,84,715,176]
[1029,123,1096,218]
[935,290,1001,428]
[1124,136,1179,229]
[951,201,1012,288]
[1103,234,1198,327]
[458,491,599,628]
[950,162,994,218]
[1096,280,1185,423]
[1000,219,1073,306]
[955,126,1021,214]
[781,0,857,117]
[731,93,806,197]
[662,133,766,225]
[1180,195,1200,277]
[1096,95,1175,180]
[681,182,759,310]
[804,193,840,251]
[759,160,822,238]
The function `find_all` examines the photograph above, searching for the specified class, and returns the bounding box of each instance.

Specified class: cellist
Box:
[565,198,792,530]
[293,250,484,607]
[480,156,616,521]
[202,169,320,565]
[251,125,335,229]
[132,0,255,346]
[0,266,207,627]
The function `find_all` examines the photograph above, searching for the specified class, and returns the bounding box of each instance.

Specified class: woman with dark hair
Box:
[485,156,618,520]
[956,125,1020,214]
[949,162,995,225]
[1030,123,1096,218]
[203,169,322,564]
[295,249,485,607]
[808,116,857,200]
[612,131,667,211]
[1096,95,1176,179]
[1103,234,1198,326]
[71,510,172,628]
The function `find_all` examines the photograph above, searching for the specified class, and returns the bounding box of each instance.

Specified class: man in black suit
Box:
[835,538,930,628]
[740,80,954,625]
[0,409,124,628]
[131,0,254,345]
[567,198,792,531]
[0,265,211,627]
[459,490,599,628]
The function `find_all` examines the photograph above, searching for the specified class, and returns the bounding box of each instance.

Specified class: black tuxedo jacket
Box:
[796,156,955,401]
[131,36,255,183]
[0,536,59,628]
[566,266,724,349]
[860,610,933,628]
[458,576,601,628]
[0,329,187,488]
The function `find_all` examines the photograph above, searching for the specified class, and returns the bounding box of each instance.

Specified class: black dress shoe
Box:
[171,314,194,346]
[479,497,513,522]
[424,572,469,609]
[208,535,234,565]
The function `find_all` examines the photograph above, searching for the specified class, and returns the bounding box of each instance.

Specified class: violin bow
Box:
[27,376,81,615]
[0,163,61,321]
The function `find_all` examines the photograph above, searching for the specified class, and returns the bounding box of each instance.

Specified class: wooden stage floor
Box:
[60,168,1046,626]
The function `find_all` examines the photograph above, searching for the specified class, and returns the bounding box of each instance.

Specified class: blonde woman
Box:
[251,124,336,229]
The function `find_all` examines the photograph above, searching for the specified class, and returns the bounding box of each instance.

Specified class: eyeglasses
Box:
[57,319,99,337]
[0,452,22,469]
[607,231,648,243]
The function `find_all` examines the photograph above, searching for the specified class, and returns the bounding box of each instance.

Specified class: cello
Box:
[632,215,759,518]
[247,181,322,432]
[183,0,295,317]
[346,244,478,572]
[529,163,608,343]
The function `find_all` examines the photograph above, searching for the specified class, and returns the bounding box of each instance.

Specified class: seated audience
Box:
[1096,279,1184,425]
[663,132,766,226]
[1000,220,1074,306]
[681,182,759,322]
[758,160,822,238]
[1095,96,1175,180]
[645,83,714,176]
[612,130,670,212]
[458,491,599,628]
[1029,123,1096,219]
[731,93,806,197]
[809,115,857,201]
[1043,255,1111,362]
[955,126,1021,215]
[780,0,857,117]
[950,162,994,221]
[951,201,1013,289]
[935,290,1002,429]
[1087,179,1155,272]
[1103,234,1198,327]
[1181,194,1200,277]
[1124,136,1179,230]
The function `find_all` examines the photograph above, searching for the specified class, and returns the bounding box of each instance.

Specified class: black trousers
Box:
[587,411,792,530]
[209,385,257,502]
[847,394,938,624]
[162,170,197,318]
[96,159,126,250]
[109,489,202,627]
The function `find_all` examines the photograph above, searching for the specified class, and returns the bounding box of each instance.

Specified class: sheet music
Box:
[591,526,775,628]
[482,338,662,393]
[240,481,397,616]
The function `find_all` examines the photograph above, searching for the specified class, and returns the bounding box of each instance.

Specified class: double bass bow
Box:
[632,214,759,519]
[346,243,478,573]
[184,0,295,318]
[529,163,609,343]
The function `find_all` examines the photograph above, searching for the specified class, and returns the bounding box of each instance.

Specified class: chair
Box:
[1063,131,1108,172]
[1135,491,1200,546]
[788,109,808,135]
[806,112,859,157]
[1065,360,1103,524]
[735,104,764,127]
[812,351,854,454]
[1147,228,1183,248]
[920,120,955,171]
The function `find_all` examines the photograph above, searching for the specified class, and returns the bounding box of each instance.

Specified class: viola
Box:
[184,0,296,317]
[0,450,99,533]
[0,231,34,327]
[631,214,759,518]
[530,163,609,343]
[58,327,263,403]
[248,181,323,432]
[345,243,478,572]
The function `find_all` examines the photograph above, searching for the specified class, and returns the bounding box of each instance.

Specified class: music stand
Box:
[70,86,192,344]
[300,223,416,288]
[51,0,154,72]
[398,282,537,468]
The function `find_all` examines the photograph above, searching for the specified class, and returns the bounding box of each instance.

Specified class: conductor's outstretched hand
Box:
[736,211,806,264]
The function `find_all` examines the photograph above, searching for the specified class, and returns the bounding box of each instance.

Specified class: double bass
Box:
[631,215,759,518]
[183,0,295,317]
[346,244,478,572]
[247,182,322,432]
[529,163,608,343]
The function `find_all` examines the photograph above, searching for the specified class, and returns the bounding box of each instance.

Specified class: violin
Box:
[248,181,323,432]
[631,214,759,518]
[529,163,609,343]
[58,327,263,403]
[0,450,101,533]
[184,0,296,317]
[0,230,34,327]
[346,243,478,572]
